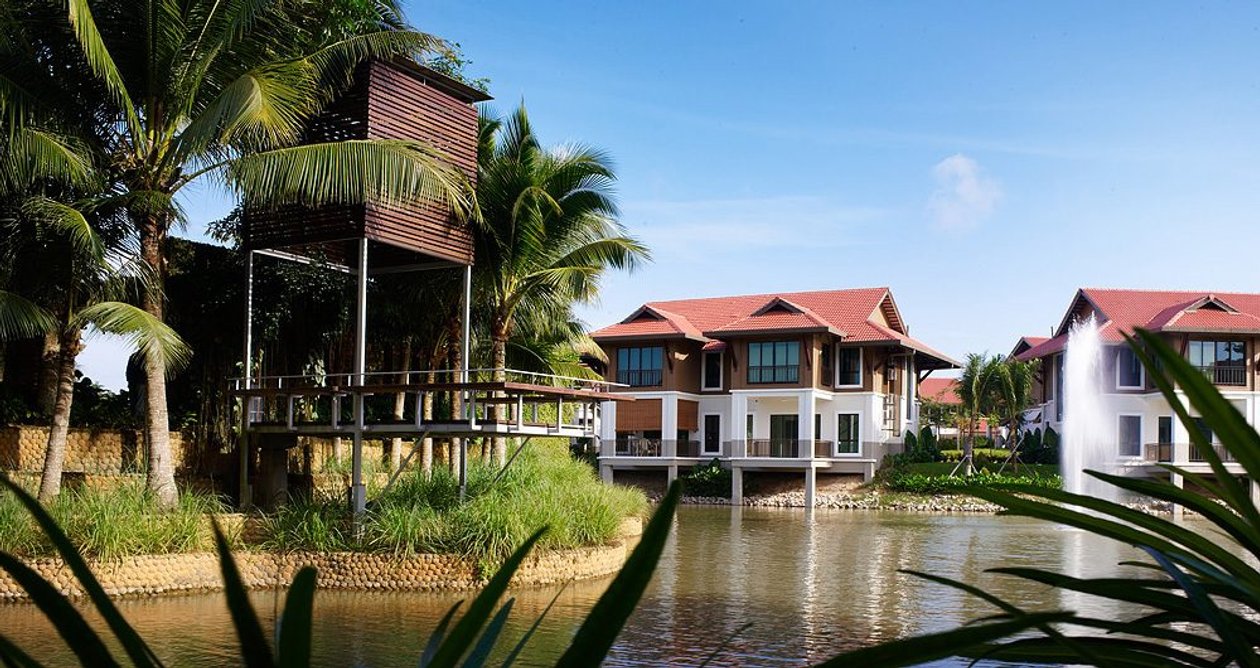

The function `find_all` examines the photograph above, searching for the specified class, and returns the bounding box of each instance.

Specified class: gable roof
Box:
[1016,288,1260,361]
[1009,336,1050,360]
[591,287,959,368]
[918,377,961,405]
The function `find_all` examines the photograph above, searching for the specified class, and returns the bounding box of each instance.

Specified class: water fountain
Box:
[1061,315,1119,501]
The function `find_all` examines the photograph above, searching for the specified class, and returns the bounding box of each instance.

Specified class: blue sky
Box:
[78,2,1260,387]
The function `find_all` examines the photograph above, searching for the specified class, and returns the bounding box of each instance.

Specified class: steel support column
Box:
[351,239,369,517]
[237,251,255,510]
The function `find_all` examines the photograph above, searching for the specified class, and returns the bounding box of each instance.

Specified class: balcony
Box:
[1193,364,1247,387]
[615,369,662,387]
[1142,442,1236,464]
[742,439,835,458]
[611,439,701,457]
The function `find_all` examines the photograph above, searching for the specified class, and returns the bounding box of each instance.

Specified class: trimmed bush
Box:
[679,459,731,498]
[884,469,1061,495]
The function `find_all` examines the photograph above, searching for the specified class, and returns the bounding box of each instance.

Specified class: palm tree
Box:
[955,353,1001,476]
[0,198,188,502]
[993,358,1041,459]
[2,0,470,506]
[473,105,649,465]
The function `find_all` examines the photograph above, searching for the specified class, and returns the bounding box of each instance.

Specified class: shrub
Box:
[0,481,228,560]
[883,469,1061,495]
[259,439,649,565]
[678,459,731,498]
[938,448,1011,465]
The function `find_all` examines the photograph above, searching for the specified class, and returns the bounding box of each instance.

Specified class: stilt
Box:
[237,251,255,510]
[731,467,744,505]
[350,239,369,520]
[600,464,614,483]
[804,467,817,509]
[667,465,678,485]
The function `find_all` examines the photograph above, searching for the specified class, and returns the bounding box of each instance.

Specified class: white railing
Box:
[230,368,625,393]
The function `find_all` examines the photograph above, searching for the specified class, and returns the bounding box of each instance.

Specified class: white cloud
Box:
[927,154,1002,231]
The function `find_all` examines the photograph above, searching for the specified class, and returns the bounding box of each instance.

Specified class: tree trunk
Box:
[421,392,433,478]
[963,417,976,476]
[36,332,62,417]
[491,333,508,466]
[139,223,178,508]
[38,328,80,502]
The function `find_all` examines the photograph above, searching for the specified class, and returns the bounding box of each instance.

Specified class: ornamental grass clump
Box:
[0,480,227,561]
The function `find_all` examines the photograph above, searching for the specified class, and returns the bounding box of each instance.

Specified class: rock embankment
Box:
[678,492,1001,512]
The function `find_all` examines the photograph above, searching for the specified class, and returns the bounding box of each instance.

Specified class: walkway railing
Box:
[611,440,705,457]
[1142,442,1236,464]
[230,368,623,393]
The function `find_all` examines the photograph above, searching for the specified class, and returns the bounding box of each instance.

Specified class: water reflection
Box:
[0,507,1167,666]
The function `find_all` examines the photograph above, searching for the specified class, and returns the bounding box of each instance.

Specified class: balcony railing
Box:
[1194,365,1247,387]
[615,369,662,387]
[1142,442,1236,464]
[1189,443,1236,463]
[611,439,702,457]
[746,366,799,384]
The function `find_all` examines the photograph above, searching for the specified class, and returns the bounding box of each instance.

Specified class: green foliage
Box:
[259,441,647,565]
[893,427,941,465]
[1016,427,1060,465]
[0,471,683,668]
[883,469,1061,495]
[0,481,228,561]
[938,447,1008,464]
[831,329,1260,665]
[68,373,135,429]
[678,459,731,498]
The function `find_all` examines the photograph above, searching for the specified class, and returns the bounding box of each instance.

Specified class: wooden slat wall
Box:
[678,400,699,432]
[243,60,478,265]
[363,61,477,265]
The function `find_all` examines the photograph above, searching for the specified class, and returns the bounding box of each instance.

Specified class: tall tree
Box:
[955,353,1001,476]
[1,0,470,506]
[473,105,648,465]
[993,358,1041,454]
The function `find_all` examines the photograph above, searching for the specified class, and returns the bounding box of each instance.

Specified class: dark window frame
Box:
[836,348,862,387]
[836,413,860,455]
[747,340,801,384]
[616,346,663,387]
[702,351,723,390]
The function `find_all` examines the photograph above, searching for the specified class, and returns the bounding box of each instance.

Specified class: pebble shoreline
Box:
[675,492,1177,515]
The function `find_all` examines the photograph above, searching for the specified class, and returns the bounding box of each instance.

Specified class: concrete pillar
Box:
[804,467,817,509]
[1172,472,1185,521]
[798,390,815,460]
[662,394,679,457]
[731,466,744,504]
[730,394,748,458]
[1249,477,1260,508]
[667,465,678,484]
[257,445,288,511]
[600,464,614,483]
[599,400,617,442]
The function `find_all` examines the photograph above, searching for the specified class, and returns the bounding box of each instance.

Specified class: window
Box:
[746,414,754,439]
[1116,347,1144,389]
[1193,416,1214,444]
[820,345,833,387]
[836,414,859,454]
[1189,340,1247,386]
[837,348,862,387]
[814,413,821,440]
[616,346,663,387]
[702,352,722,390]
[747,341,800,384]
[1118,415,1142,457]
[1158,416,1173,444]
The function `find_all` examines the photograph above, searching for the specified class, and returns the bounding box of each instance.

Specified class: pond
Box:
[0,505,1155,666]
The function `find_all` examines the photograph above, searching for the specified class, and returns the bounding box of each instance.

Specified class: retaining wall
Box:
[0,517,642,602]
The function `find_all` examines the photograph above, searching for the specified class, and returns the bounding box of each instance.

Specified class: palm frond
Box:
[65,0,140,138]
[21,197,106,263]
[0,290,56,340]
[74,301,191,373]
[226,139,471,215]
[1,128,96,193]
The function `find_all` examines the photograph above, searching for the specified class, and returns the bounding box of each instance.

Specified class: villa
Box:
[1014,288,1260,485]
[590,287,958,502]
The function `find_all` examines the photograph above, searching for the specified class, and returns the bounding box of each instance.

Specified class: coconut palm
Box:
[473,105,648,465]
[0,197,188,502]
[2,0,470,506]
[993,358,1041,459]
[955,353,1001,475]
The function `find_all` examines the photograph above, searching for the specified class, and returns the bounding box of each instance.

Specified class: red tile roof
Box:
[1016,288,1260,361]
[919,377,961,405]
[591,287,959,367]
